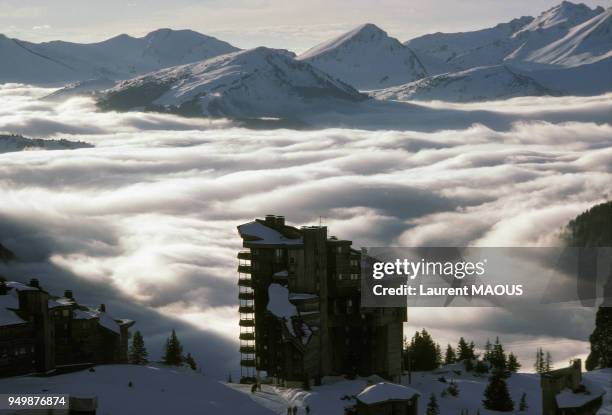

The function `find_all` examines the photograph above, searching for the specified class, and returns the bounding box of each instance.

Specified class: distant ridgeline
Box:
[0,134,93,154]
[564,201,612,371]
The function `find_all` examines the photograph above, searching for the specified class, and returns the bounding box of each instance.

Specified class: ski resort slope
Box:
[230,368,611,415]
[0,364,274,415]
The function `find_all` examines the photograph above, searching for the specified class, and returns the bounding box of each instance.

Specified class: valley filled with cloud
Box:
[1,84,611,376]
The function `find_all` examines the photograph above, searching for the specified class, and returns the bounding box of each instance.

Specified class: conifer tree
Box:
[407,329,440,371]
[445,344,457,365]
[507,352,521,373]
[484,338,492,362]
[128,330,149,365]
[162,329,183,366]
[586,307,612,370]
[534,348,545,373]
[457,337,471,360]
[519,392,528,411]
[426,393,440,415]
[483,369,514,411]
[185,352,197,370]
[490,337,507,372]
[544,351,553,372]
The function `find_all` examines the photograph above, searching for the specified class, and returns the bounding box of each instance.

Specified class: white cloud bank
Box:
[0,85,610,375]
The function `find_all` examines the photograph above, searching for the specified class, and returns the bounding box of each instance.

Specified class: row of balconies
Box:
[240,358,256,367]
[238,292,254,300]
[237,251,251,260]
[239,305,255,313]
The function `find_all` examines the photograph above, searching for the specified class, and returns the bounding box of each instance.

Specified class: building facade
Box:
[237,215,406,385]
[0,279,133,378]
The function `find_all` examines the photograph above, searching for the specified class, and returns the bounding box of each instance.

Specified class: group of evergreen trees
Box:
[533,348,554,374]
[128,329,198,371]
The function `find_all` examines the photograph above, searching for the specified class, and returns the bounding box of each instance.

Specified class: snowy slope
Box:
[100,47,366,119]
[406,16,534,73]
[0,29,239,85]
[0,364,274,415]
[405,2,606,71]
[371,65,557,102]
[298,24,427,90]
[230,368,612,415]
[519,7,612,66]
[506,2,606,65]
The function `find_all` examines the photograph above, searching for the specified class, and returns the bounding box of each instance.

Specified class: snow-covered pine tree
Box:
[128,330,149,365]
[426,393,440,415]
[483,369,514,411]
[162,329,184,366]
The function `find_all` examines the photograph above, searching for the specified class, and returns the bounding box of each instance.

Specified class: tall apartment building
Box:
[237,215,406,385]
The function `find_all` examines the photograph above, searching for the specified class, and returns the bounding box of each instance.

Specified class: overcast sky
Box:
[2,0,610,52]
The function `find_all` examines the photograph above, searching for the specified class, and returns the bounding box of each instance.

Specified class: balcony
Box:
[239,332,255,340]
[240,358,256,367]
[237,251,251,260]
[239,318,255,327]
[238,278,252,288]
[238,292,255,300]
[238,265,252,274]
[240,345,256,354]
[239,305,255,313]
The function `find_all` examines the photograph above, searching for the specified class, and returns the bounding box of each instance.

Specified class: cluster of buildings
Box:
[0,278,133,377]
[237,215,407,386]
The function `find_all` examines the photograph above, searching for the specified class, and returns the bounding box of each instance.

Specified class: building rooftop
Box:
[238,221,303,246]
[356,382,420,405]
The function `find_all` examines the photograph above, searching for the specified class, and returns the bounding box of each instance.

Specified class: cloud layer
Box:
[1,85,611,375]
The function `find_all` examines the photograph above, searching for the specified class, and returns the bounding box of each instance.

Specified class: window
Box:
[350,273,359,280]
[336,246,343,254]
[275,248,283,262]
[289,257,296,265]
[350,259,359,266]
[337,273,344,281]
[62,309,69,317]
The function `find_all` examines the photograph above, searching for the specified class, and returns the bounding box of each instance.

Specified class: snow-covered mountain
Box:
[99,47,366,120]
[406,16,534,74]
[0,29,239,85]
[371,65,557,102]
[405,2,607,71]
[372,2,612,102]
[298,24,427,90]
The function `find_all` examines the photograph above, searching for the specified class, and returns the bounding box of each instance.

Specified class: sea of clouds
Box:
[0,83,611,377]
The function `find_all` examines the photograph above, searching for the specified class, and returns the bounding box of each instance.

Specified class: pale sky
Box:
[1,0,610,53]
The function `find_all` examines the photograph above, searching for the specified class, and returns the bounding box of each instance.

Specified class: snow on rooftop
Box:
[273,270,288,278]
[238,221,302,246]
[357,382,420,405]
[267,283,297,336]
[49,297,74,308]
[0,292,25,326]
[556,379,606,408]
[6,281,38,291]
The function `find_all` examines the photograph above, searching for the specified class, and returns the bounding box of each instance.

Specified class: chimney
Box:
[276,216,285,227]
[265,214,276,227]
[64,290,73,299]
[99,304,106,312]
[28,278,40,289]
